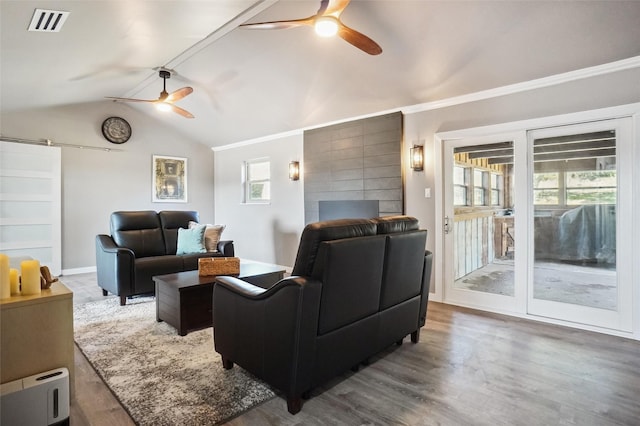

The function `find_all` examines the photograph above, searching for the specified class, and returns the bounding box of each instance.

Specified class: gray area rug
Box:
[74,297,275,425]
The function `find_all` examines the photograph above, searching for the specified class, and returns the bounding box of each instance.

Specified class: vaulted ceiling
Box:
[2,0,640,148]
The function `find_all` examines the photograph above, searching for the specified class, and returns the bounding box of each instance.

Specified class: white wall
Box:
[403,67,640,263]
[213,66,640,272]
[213,133,304,268]
[1,102,216,272]
[2,64,638,274]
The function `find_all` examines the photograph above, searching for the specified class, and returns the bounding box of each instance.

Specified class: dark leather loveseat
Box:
[213,215,432,414]
[96,210,234,305]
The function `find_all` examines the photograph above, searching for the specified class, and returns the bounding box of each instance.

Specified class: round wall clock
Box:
[102,116,132,144]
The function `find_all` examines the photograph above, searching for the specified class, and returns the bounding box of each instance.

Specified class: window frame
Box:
[490,172,503,206]
[453,165,470,206]
[533,170,616,206]
[242,158,271,204]
[565,170,617,205]
[533,171,561,206]
[455,163,504,208]
[473,169,488,206]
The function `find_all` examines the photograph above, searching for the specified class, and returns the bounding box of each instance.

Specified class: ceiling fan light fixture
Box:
[156,102,172,112]
[106,69,194,118]
[314,16,339,37]
[240,1,382,55]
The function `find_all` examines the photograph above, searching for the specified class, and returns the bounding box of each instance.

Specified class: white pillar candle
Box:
[10,268,20,295]
[0,254,10,299]
[20,259,41,296]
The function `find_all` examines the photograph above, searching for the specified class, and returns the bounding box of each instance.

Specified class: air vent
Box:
[28,9,70,32]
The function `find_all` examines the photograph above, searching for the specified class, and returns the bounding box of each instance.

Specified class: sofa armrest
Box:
[217,240,234,257]
[215,275,312,299]
[215,275,268,298]
[95,234,135,297]
[418,250,434,327]
[213,275,321,397]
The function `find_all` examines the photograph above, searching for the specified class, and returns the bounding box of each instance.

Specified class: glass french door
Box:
[443,118,633,332]
[443,132,527,314]
[527,119,633,331]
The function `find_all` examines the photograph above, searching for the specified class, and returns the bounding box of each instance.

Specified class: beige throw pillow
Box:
[189,221,225,252]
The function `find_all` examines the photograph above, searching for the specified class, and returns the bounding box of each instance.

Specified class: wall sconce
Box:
[289,161,300,181]
[410,145,424,171]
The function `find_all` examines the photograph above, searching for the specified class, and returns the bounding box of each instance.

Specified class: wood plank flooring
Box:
[65,274,640,425]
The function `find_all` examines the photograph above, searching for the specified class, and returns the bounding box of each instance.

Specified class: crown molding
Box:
[213,55,640,152]
[402,55,640,114]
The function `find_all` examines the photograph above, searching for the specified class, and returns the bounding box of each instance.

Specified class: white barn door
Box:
[0,141,62,275]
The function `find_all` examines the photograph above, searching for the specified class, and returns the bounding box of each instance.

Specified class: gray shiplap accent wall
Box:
[304,112,403,224]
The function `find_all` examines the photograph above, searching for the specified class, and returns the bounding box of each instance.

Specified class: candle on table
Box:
[20,259,41,296]
[0,254,9,299]
[10,268,20,295]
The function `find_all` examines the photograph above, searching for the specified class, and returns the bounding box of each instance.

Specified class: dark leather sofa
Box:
[213,215,432,414]
[96,210,234,305]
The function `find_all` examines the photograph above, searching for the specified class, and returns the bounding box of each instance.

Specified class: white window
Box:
[454,165,503,207]
[453,165,469,206]
[533,172,560,205]
[533,170,616,206]
[473,169,487,206]
[566,170,616,205]
[490,173,502,206]
[243,159,270,203]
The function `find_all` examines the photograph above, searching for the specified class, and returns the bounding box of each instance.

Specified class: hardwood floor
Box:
[71,346,135,426]
[66,275,640,425]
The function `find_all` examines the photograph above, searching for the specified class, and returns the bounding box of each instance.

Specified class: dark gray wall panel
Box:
[304,112,403,224]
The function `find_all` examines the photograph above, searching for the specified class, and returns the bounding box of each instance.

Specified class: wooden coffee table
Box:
[153,261,286,336]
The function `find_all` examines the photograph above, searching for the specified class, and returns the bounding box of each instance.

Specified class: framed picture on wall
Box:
[152,155,187,203]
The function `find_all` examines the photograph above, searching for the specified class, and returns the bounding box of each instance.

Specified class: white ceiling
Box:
[2,0,640,148]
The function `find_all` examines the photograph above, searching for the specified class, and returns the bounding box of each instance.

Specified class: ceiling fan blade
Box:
[324,0,350,18]
[239,17,314,30]
[166,86,193,103]
[105,96,155,103]
[170,104,195,119]
[337,23,382,55]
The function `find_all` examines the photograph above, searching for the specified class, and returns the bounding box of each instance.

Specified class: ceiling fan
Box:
[106,70,195,118]
[240,0,382,55]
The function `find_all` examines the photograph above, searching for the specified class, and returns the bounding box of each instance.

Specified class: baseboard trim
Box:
[61,266,96,276]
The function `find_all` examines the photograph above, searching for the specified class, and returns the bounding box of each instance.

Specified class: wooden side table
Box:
[0,281,74,395]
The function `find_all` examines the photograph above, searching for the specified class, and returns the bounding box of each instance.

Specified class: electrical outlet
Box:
[424,188,431,198]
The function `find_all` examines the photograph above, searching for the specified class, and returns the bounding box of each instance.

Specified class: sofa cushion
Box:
[159,210,200,254]
[189,221,225,252]
[313,235,386,335]
[110,211,165,258]
[135,255,184,294]
[379,230,427,310]
[372,215,419,234]
[292,218,377,276]
[176,225,207,255]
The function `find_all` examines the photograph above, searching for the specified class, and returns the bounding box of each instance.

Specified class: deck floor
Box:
[455,259,617,310]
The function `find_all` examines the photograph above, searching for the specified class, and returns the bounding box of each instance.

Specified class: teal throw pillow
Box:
[176,225,206,255]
